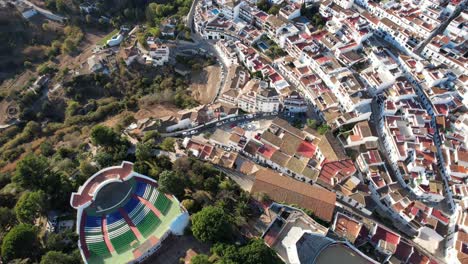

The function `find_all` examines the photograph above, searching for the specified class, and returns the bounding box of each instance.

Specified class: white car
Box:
[190,130,198,135]
[216,122,223,126]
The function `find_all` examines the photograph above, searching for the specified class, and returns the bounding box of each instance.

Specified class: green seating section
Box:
[110,229,137,254]
[154,193,172,215]
[137,212,162,238]
[85,234,111,259]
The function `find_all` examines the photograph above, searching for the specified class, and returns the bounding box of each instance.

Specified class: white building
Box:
[283,91,308,113]
[107,34,123,47]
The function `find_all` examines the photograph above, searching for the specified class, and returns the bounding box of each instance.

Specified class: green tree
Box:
[181,199,198,213]
[317,124,330,135]
[306,119,317,129]
[191,254,211,264]
[160,137,175,152]
[79,160,98,177]
[40,141,55,156]
[0,207,17,229]
[94,151,115,168]
[238,239,282,264]
[136,141,153,162]
[62,39,76,54]
[268,5,280,15]
[40,251,77,264]
[158,170,185,197]
[257,0,270,12]
[15,190,46,224]
[55,0,66,12]
[45,230,78,253]
[191,206,232,243]
[42,172,74,210]
[1,224,40,262]
[143,131,160,142]
[65,100,80,118]
[91,125,120,147]
[212,239,282,264]
[124,8,134,19]
[13,154,50,189]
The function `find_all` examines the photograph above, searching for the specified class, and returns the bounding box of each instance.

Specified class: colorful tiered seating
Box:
[147,185,159,204]
[106,211,137,254]
[135,209,161,238]
[134,181,147,197]
[154,193,171,215]
[84,215,110,258]
[75,169,184,264]
[141,182,158,202]
[85,215,102,230]
[123,196,139,213]
[127,197,145,220]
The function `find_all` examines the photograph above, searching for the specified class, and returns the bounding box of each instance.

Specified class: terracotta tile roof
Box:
[301,166,319,181]
[458,149,468,163]
[318,159,356,186]
[243,140,261,156]
[251,168,336,222]
[261,130,282,148]
[334,213,362,243]
[257,143,277,159]
[431,209,449,225]
[229,133,241,144]
[270,151,290,167]
[395,241,413,262]
[271,118,305,139]
[237,159,258,175]
[285,156,307,175]
[371,226,400,246]
[280,133,302,156]
[232,126,245,136]
[296,141,317,158]
[408,250,430,264]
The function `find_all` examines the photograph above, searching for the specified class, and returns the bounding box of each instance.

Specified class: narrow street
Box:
[414,0,467,54]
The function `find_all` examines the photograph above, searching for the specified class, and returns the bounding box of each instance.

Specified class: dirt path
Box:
[189,65,221,104]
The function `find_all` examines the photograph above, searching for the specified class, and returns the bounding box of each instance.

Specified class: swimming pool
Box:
[258,41,269,52]
[212,9,220,15]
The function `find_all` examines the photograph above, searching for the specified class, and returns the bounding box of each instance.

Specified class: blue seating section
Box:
[135,181,147,197]
[106,211,123,225]
[86,215,102,228]
[123,197,140,214]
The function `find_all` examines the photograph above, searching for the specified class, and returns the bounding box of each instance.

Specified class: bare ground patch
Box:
[135,104,180,120]
[55,29,109,71]
[189,65,221,104]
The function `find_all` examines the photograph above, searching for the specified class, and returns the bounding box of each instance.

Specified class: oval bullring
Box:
[71,161,189,264]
